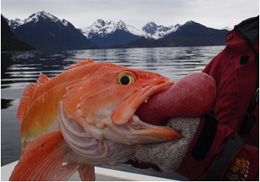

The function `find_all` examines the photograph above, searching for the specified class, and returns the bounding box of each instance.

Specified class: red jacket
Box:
[176,16,259,180]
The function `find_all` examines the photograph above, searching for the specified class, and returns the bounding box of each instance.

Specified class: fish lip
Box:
[111,81,174,125]
[139,82,174,107]
[138,84,172,107]
[133,83,172,125]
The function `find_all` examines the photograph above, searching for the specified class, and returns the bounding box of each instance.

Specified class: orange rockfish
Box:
[10,58,180,181]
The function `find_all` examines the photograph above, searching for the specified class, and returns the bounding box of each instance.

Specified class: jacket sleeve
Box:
[176,24,259,180]
[175,115,258,180]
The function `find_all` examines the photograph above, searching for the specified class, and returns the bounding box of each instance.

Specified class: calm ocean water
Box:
[1,46,224,180]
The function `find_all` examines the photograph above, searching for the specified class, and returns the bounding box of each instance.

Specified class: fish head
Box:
[60,60,180,147]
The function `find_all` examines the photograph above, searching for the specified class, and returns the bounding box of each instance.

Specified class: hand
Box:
[133,117,200,172]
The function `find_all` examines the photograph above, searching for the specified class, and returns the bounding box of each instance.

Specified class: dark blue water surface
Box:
[1,46,224,180]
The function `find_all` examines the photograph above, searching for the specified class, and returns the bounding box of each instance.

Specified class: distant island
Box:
[3,11,229,51]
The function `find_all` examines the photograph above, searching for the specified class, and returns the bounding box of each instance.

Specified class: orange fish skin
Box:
[19,59,104,146]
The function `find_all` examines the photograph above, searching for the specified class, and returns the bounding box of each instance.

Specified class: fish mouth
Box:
[111,81,181,142]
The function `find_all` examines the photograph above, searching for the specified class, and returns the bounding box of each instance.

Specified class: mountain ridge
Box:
[80,19,180,40]
[80,19,143,47]
[6,11,229,50]
[9,11,96,50]
[1,15,35,51]
[120,21,228,48]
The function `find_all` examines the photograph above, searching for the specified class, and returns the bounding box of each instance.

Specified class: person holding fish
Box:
[9,16,258,181]
[132,16,259,181]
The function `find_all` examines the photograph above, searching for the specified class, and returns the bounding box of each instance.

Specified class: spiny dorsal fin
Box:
[36,73,50,86]
[66,58,95,70]
[17,83,37,122]
[17,73,51,122]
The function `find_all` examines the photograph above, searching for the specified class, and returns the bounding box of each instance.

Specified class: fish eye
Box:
[117,72,136,85]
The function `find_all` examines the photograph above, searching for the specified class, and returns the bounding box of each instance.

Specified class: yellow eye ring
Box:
[117,72,136,85]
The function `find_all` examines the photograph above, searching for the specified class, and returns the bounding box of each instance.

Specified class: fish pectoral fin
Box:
[9,130,77,181]
[78,165,95,181]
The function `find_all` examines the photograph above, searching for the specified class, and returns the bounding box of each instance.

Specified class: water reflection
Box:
[1,53,14,81]
[1,99,13,109]
[1,46,225,179]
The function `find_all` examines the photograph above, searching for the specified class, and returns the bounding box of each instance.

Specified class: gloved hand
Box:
[133,117,200,172]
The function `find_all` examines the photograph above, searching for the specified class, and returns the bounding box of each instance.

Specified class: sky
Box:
[1,0,259,29]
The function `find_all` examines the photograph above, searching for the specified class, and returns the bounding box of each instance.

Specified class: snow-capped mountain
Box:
[121,21,229,48]
[9,11,71,30]
[81,19,178,40]
[80,19,141,47]
[10,11,95,50]
[142,22,180,39]
[6,11,229,50]
[2,15,35,51]
[8,18,24,30]
[81,19,144,39]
